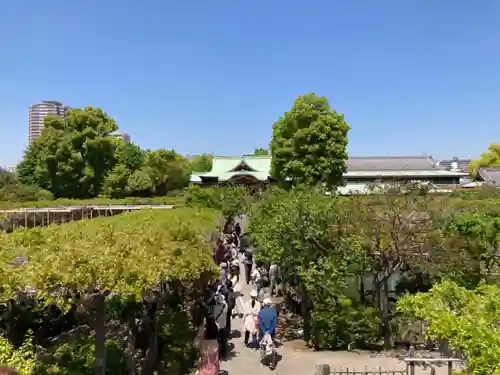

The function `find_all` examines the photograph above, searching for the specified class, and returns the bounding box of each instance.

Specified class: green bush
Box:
[0,183,54,203]
[0,331,36,375]
[311,297,382,350]
[38,339,126,375]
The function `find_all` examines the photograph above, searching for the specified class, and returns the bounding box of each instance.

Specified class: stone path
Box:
[218,256,461,375]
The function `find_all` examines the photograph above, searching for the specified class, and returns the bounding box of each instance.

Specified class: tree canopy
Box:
[270,93,350,190]
[16,107,192,199]
[0,207,219,374]
[190,153,214,172]
[18,107,119,198]
[398,281,500,375]
[252,148,269,156]
[468,142,500,178]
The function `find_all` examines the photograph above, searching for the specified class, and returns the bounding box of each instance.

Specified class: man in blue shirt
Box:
[258,298,277,339]
[258,298,278,368]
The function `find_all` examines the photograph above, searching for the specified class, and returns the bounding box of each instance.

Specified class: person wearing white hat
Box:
[243,289,261,346]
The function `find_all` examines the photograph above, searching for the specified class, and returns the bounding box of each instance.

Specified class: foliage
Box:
[16,107,192,200]
[18,107,118,199]
[0,168,16,189]
[311,297,381,350]
[146,149,191,195]
[186,185,253,219]
[102,143,147,198]
[270,93,350,190]
[190,154,214,172]
[249,186,364,345]
[468,142,500,178]
[0,183,53,203]
[252,148,269,156]
[0,207,219,374]
[0,332,36,375]
[398,281,500,375]
[37,339,126,375]
[0,207,218,302]
[437,211,500,287]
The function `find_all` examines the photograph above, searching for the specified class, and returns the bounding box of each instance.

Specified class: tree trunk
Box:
[94,294,107,375]
[125,315,136,375]
[382,275,392,349]
[143,304,159,375]
[359,271,365,304]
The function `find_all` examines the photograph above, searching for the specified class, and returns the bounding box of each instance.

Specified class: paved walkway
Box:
[219,257,460,375]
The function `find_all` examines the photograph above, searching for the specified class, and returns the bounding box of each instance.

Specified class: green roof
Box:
[211,156,271,174]
[190,156,271,183]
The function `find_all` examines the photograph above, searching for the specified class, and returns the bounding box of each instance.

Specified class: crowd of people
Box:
[195,221,281,375]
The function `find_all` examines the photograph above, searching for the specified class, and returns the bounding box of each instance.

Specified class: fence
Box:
[0,204,176,231]
[314,358,464,375]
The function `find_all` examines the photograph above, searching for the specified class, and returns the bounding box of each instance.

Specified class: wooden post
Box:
[315,364,330,375]
[448,360,452,375]
[408,360,415,375]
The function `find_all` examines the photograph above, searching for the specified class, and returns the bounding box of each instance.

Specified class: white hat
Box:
[249,290,258,298]
[263,298,272,306]
[220,262,228,268]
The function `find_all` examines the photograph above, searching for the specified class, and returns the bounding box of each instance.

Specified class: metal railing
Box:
[313,358,464,375]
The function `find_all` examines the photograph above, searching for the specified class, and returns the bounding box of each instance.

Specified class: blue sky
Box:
[1,0,499,167]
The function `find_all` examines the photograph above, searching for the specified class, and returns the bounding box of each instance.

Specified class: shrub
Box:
[311,297,382,350]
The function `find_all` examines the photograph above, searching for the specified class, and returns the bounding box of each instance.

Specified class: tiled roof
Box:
[347,156,436,171]
[478,168,500,186]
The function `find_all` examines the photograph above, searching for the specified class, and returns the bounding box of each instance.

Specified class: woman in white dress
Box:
[243,289,261,346]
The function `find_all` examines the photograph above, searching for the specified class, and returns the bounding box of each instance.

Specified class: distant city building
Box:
[28,101,68,143]
[109,131,130,143]
[435,157,472,172]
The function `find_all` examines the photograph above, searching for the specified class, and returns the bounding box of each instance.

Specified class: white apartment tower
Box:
[28,101,68,143]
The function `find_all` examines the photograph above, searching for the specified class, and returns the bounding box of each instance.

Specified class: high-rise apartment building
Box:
[28,101,68,143]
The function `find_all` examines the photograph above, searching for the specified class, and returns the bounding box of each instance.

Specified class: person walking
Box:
[251,266,262,294]
[213,294,228,358]
[243,289,261,347]
[194,317,220,375]
[244,248,253,284]
[258,298,278,369]
[268,261,281,297]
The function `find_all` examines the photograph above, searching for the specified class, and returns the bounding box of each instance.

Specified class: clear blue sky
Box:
[1,0,499,167]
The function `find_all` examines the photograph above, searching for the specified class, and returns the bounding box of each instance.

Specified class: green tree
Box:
[146,149,191,194]
[437,211,500,287]
[190,153,214,172]
[249,186,365,347]
[186,185,253,221]
[102,142,146,198]
[398,281,500,375]
[17,107,118,198]
[125,168,153,196]
[468,142,500,178]
[253,148,269,156]
[0,167,16,188]
[270,93,350,190]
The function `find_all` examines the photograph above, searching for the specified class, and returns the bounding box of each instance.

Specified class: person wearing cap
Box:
[243,289,261,346]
